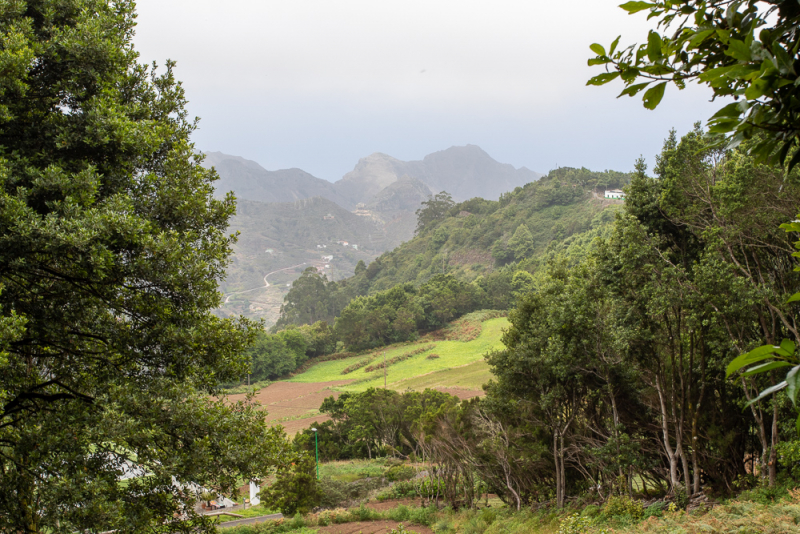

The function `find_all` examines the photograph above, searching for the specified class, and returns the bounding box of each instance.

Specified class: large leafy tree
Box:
[588,0,800,167]
[0,1,282,532]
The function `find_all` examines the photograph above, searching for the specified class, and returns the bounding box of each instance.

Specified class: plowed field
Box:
[226,380,351,434]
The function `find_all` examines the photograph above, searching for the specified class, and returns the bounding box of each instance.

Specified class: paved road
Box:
[217,513,284,528]
[223,262,308,303]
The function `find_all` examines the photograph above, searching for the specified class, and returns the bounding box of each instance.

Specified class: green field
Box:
[288,317,507,393]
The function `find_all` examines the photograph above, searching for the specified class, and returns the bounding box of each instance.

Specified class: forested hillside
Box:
[278,128,800,519]
[275,166,629,329]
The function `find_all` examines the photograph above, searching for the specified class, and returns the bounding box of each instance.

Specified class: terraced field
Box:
[228,314,508,435]
[288,316,507,393]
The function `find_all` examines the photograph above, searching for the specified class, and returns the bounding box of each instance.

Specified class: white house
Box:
[604,189,625,200]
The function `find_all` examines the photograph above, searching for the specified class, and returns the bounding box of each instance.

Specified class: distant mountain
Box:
[205,146,542,209]
[203,152,354,208]
[336,145,542,205]
[205,146,543,325]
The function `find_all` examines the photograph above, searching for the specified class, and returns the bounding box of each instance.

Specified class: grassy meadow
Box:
[287,316,507,393]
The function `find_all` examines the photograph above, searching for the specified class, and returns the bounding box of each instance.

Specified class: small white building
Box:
[604,189,625,200]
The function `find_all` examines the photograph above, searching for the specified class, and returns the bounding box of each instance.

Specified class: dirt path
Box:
[223,262,308,303]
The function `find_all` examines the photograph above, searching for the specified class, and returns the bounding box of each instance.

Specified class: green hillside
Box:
[360,166,629,292]
[217,197,386,323]
[276,166,629,327]
[288,314,508,393]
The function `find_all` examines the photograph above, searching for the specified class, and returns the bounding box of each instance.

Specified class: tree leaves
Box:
[619,1,656,14]
[587,0,800,170]
[642,81,667,109]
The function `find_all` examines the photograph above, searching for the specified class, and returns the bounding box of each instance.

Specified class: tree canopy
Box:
[588,0,800,167]
[0,2,283,531]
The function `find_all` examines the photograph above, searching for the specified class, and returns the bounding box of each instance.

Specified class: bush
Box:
[580,504,600,518]
[378,480,418,501]
[643,501,665,519]
[386,465,416,482]
[318,477,349,509]
[673,484,689,510]
[426,354,440,359]
[604,495,644,520]
[557,513,591,534]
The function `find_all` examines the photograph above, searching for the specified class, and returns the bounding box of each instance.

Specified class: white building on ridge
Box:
[604,189,625,200]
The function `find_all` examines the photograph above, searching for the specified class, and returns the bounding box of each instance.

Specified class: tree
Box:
[508,224,535,260]
[588,1,800,168]
[415,191,455,234]
[0,2,283,531]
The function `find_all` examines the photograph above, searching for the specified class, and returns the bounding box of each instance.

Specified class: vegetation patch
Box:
[364,345,436,372]
[426,310,507,343]
[341,356,377,375]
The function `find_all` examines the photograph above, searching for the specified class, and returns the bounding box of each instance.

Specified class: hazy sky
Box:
[133,0,722,181]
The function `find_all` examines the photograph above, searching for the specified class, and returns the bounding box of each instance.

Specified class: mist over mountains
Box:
[205,145,542,209]
[204,145,542,324]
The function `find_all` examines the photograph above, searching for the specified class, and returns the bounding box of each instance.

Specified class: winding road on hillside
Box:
[223,262,308,304]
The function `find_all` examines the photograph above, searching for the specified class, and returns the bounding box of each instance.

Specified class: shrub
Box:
[580,504,600,518]
[364,345,436,372]
[643,501,665,519]
[426,354,440,359]
[557,513,591,534]
[377,480,418,501]
[341,356,375,375]
[604,495,644,520]
[386,465,416,482]
[673,484,689,510]
[318,477,349,509]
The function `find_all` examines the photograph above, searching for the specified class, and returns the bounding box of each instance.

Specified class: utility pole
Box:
[311,428,319,479]
[383,351,387,388]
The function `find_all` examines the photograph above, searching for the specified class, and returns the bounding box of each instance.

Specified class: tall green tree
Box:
[0,2,282,531]
[415,191,455,234]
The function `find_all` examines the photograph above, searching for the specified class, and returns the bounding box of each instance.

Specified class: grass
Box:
[287,317,507,394]
[214,504,279,523]
[319,458,388,482]
[393,360,493,391]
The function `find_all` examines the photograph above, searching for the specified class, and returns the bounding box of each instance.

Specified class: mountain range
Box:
[206,145,542,209]
[203,145,543,324]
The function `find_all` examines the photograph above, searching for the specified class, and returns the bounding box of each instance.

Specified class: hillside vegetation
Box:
[276,166,629,328]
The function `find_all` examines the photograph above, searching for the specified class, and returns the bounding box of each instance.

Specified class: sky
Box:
[133,0,723,182]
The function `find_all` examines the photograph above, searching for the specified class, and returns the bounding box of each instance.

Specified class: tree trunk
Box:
[559,432,567,507]
[655,375,680,490]
[554,431,562,507]
[769,396,779,487]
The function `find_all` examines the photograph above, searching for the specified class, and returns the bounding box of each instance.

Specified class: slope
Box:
[217,197,386,324]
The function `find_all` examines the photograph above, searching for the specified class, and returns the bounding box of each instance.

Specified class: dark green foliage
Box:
[0,1,286,532]
[589,1,800,169]
[409,127,800,513]
[334,275,479,351]
[386,465,416,482]
[276,167,629,329]
[259,452,321,516]
[416,191,455,234]
[296,388,459,461]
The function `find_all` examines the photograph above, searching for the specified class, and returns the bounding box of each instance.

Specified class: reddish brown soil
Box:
[315,521,433,534]
[363,498,420,511]
[433,387,484,400]
[279,414,332,435]
[225,381,351,434]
